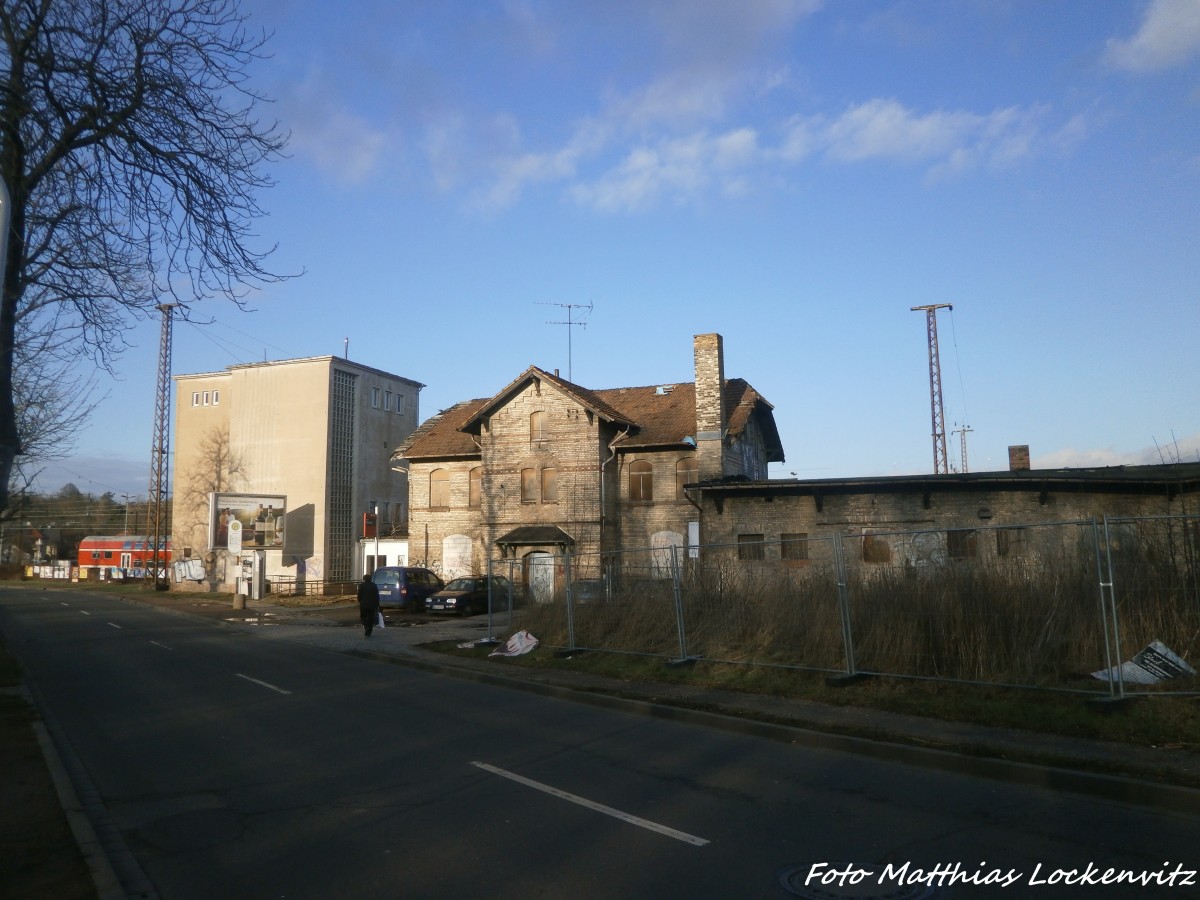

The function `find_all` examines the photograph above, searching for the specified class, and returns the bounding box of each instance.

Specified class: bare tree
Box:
[0,0,288,511]
[177,422,245,551]
[5,333,101,504]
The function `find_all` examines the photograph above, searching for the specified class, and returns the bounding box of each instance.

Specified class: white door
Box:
[527,552,554,604]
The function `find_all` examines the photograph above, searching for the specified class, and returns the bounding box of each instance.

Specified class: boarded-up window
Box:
[629,460,653,502]
[675,457,698,499]
[530,411,546,443]
[947,529,978,559]
[521,468,537,502]
[429,469,449,508]
[541,467,557,503]
[781,533,809,562]
[862,534,891,563]
[469,467,482,508]
[996,527,1027,558]
[738,534,765,560]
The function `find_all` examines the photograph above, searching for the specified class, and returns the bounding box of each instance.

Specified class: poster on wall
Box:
[209,493,288,550]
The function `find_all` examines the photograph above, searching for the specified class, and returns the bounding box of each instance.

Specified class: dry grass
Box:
[516,522,1200,695]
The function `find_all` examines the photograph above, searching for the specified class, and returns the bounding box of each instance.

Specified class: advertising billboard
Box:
[209,493,287,550]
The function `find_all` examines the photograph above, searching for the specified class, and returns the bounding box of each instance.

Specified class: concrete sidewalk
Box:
[124,591,1200,813]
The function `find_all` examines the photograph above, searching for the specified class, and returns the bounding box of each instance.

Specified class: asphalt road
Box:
[2,589,1198,900]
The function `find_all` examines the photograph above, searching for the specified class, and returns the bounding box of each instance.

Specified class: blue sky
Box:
[33,0,1200,499]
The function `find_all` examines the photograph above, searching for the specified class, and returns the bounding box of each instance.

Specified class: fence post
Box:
[669,542,693,665]
[1101,516,1126,700]
[563,551,576,653]
[833,531,857,676]
[1090,518,1122,699]
[481,557,499,646]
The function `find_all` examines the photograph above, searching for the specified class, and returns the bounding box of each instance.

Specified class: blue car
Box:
[371,566,443,612]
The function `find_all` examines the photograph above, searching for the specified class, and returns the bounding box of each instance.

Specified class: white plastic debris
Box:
[488,629,539,657]
[1092,640,1196,685]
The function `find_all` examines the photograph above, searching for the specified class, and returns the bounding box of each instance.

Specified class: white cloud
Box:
[284,69,392,185]
[570,128,762,213]
[1105,0,1200,71]
[1037,433,1200,469]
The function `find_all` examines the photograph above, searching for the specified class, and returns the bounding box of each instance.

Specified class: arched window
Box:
[629,460,653,502]
[675,457,698,499]
[521,468,537,502]
[541,467,557,503]
[469,467,482,508]
[429,469,449,508]
[530,411,546,443]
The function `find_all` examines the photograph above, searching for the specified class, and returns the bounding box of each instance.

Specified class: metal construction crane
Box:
[147,302,178,587]
[911,303,953,475]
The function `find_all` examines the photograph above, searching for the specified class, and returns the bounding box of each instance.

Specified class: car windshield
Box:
[446,578,482,591]
[372,570,400,585]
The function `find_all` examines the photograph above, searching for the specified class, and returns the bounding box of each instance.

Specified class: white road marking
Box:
[471,761,709,846]
[236,673,292,695]
[80,610,91,616]
[149,641,174,651]
[107,622,122,629]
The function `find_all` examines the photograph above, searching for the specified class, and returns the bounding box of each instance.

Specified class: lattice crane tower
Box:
[147,302,178,587]
[911,303,953,475]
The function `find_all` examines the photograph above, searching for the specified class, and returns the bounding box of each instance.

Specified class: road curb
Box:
[346,647,1200,816]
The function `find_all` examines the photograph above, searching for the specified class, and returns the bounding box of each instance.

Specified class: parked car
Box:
[425,575,513,616]
[371,566,443,612]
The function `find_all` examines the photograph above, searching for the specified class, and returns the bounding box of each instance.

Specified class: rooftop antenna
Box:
[912,304,953,475]
[539,301,592,382]
[343,337,349,359]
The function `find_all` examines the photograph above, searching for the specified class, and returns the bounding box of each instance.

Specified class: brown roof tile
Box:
[397,372,783,462]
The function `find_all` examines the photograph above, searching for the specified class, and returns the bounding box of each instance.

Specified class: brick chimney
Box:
[1008,445,1031,471]
[694,333,726,480]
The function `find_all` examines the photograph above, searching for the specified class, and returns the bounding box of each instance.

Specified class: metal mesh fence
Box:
[486,514,1200,697]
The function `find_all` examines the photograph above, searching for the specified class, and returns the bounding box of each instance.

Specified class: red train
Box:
[77,535,172,578]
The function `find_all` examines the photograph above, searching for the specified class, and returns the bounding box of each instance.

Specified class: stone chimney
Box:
[694,333,726,480]
[1008,445,1031,472]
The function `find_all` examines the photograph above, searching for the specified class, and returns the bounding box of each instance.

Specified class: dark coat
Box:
[357,578,381,613]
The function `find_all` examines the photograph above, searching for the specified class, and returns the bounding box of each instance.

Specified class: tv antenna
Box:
[540,301,592,381]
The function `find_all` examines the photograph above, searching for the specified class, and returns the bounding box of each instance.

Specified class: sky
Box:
[30,0,1200,500]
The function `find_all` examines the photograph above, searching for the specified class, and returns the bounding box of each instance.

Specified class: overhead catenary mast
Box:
[147,302,177,587]
[911,303,953,475]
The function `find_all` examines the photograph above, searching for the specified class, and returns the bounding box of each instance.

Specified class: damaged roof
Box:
[396,366,783,462]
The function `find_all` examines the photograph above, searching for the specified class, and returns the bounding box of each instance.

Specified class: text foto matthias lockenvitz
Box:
[805,860,1196,890]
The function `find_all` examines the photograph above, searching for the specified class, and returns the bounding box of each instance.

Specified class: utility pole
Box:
[952,424,973,474]
[911,304,953,475]
[147,303,177,587]
[540,301,592,382]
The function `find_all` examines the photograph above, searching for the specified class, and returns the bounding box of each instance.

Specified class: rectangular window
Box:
[396,395,406,415]
[737,534,765,561]
[862,534,891,563]
[371,387,380,409]
[541,467,557,503]
[780,533,809,562]
[947,529,978,559]
[212,390,220,406]
[384,390,392,411]
[203,391,210,406]
[996,528,1027,558]
[191,392,200,406]
[521,468,537,502]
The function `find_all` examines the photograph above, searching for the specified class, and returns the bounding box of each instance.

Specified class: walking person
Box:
[358,573,381,638]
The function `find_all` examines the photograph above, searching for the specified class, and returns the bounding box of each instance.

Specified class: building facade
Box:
[688,447,1200,571]
[395,334,783,588]
[172,356,423,588]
